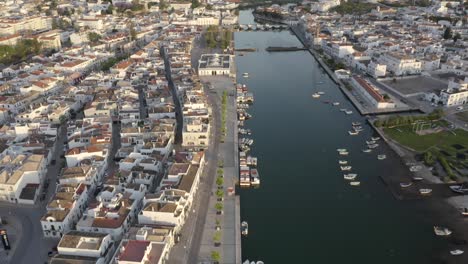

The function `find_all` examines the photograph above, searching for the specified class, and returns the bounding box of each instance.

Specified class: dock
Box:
[289,25,421,116]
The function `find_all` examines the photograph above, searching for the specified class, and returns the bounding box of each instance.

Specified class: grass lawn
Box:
[384,124,468,153]
[456,111,468,123]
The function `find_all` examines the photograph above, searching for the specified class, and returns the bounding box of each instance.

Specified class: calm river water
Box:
[235,10,444,264]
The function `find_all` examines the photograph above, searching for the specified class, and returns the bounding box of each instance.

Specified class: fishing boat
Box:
[362,149,372,153]
[345,110,353,115]
[332,102,340,106]
[241,221,248,236]
[450,249,464,256]
[350,181,360,186]
[352,122,361,126]
[434,226,452,236]
[371,137,381,141]
[340,166,352,171]
[344,174,357,180]
[337,148,347,152]
[311,93,321,98]
[400,182,413,188]
[419,188,432,195]
[412,177,423,181]
[339,151,349,156]
[348,130,359,136]
[449,184,468,194]
[377,154,387,160]
[338,160,348,165]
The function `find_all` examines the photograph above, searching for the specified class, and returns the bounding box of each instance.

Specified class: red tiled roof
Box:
[353,76,385,103]
[119,240,150,262]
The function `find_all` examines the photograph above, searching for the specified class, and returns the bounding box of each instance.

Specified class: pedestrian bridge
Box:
[237,24,289,31]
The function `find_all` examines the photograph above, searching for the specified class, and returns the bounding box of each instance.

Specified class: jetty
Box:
[266,46,307,52]
[235,48,257,52]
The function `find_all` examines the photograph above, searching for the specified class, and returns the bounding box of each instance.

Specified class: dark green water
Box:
[235,10,444,264]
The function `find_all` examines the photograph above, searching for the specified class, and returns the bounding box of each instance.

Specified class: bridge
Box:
[237,24,289,31]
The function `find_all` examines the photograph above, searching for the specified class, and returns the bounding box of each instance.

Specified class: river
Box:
[235,10,445,264]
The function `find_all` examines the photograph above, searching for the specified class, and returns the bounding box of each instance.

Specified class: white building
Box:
[198,54,233,76]
[381,52,422,76]
[350,76,396,109]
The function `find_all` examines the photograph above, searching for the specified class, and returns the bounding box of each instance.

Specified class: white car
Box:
[456,106,464,111]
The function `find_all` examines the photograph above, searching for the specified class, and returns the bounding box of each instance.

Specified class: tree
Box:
[106,4,114,14]
[215,202,223,211]
[159,0,168,10]
[424,151,435,166]
[191,0,200,9]
[87,32,102,43]
[211,251,221,262]
[443,27,453,39]
[216,189,224,198]
[383,94,390,101]
[216,177,224,186]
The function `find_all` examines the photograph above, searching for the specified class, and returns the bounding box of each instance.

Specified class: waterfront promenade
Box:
[197,76,241,264]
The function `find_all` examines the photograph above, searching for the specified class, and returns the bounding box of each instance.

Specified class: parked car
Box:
[457,106,464,111]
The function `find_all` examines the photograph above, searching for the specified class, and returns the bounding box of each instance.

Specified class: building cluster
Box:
[0,0,228,262]
[295,0,468,107]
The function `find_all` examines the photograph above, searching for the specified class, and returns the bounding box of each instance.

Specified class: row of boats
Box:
[337,149,360,186]
[237,84,261,188]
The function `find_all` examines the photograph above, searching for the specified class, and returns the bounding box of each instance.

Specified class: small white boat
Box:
[412,177,423,181]
[312,93,321,98]
[317,91,325,95]
[434,226,451,236]
[419,188,432,195]
[352,122,361,126]
[340,166,352,171]
[316,81,324,84]
[371,137,380,141]
[337,148,347,152]
[400,182,413,188]
[348,130,359,136]
[257,262,265,264]
[339,151,349,156]
[368,144,379,149]
[362,149,372,153]
[345,110,353,115]
[332,102,340,106]
[339,108,347,112]
[338,160,348,165]
[344,174,357,180]
[377,154,386,160]
[450,249,464,256]
[460,208,468,216]
[409,165,422,172]
[241,221,248,236]
[366,140,376,145]
[350,181,360,186]
[243,73,249,77]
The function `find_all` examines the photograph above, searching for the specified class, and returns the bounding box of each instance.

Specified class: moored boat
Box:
[344,174,357,180]
[337,148,347,152]
[317,91,325,95]
[332,102,340,106]
[350,181,360,186]
[412,177,423,181]
[377,154,386,160]
[241,221,248,236]
[362,149,372,153]
[371,137,381,141]
[419,188,432,195]
[434,226,452,236]
[348,130,359,136]
[400,182,413,188]
[460,208,468,216]
[366,140,376,145]
[345,110,353,115]
[352,122,361,126]
[312,93,321,98]
[449,184,468,194]
[450,249,464,256]
[340,166,352,171]
[338,160,348,165]
[243,73,249,77]
[339,151,349,156]
[368,144,379,149]
[250,169,260,186]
